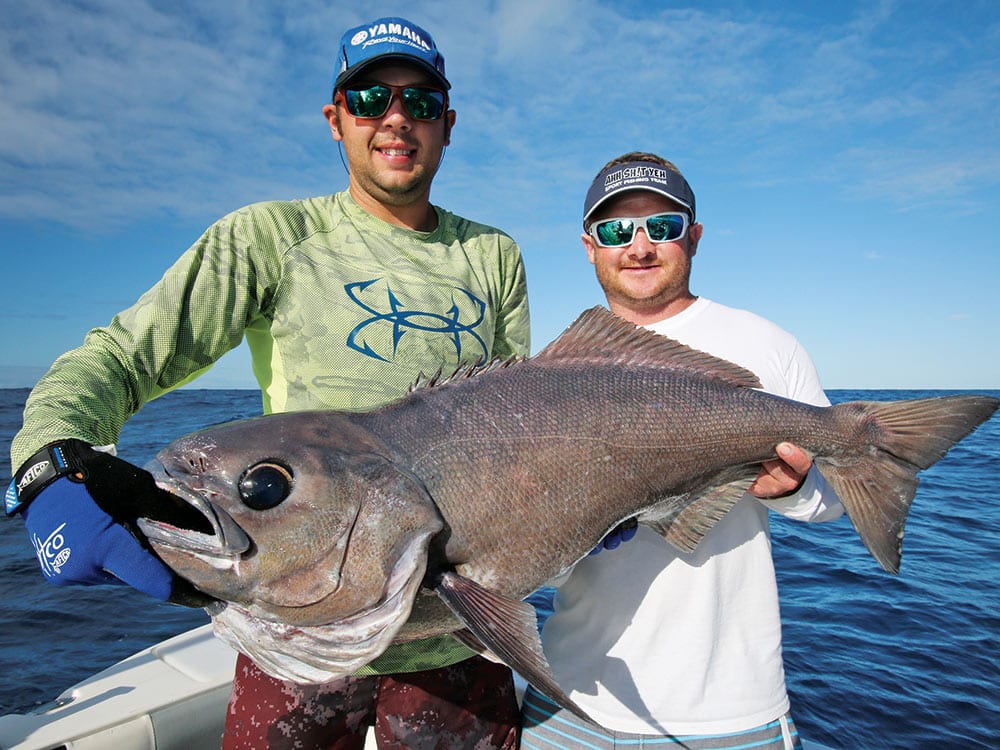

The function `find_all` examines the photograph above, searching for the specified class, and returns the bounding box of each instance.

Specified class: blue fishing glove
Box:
[7,439,213,605]
[22,477,175,599]
[589,518,638,555]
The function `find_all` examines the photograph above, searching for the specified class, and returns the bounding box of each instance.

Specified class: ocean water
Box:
[1,388,997,749]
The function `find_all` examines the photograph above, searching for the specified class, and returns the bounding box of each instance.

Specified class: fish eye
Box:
[238,462,293,510]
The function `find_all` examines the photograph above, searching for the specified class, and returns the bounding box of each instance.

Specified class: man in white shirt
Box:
[521,152,842,750]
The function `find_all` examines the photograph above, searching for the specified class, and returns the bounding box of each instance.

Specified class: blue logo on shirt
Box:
[345,280,489,363]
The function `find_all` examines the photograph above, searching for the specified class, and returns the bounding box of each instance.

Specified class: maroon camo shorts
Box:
[222,652,520,749]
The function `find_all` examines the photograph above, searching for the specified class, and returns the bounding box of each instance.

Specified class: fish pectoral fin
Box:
[641,475,753,552]
[434,572,594,725]
[449,628,502,662]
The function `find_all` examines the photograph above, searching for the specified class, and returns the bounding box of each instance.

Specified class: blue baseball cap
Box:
[334,17,450,93]
[583,160,697,224]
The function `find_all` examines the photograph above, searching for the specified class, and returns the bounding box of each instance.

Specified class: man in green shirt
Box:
[6,16,529,749]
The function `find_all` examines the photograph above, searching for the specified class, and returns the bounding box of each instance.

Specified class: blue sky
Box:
[2,0,998,389]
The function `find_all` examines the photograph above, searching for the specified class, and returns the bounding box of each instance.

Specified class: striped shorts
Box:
[521,687,803,750]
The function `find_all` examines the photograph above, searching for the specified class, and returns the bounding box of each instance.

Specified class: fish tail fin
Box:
[821,395,998,574]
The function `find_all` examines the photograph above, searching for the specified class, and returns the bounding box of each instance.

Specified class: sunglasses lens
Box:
[343,85,445,121]
[593,214,688,246]
[402,87,446,120]
[645,214,687,242]
[344,85,391,118]
[595,219,635,247]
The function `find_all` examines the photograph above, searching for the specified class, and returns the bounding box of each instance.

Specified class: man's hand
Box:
[23,476,177,600]
[589,518,639,555]
[13,440,214,605]
[749,442,813,498]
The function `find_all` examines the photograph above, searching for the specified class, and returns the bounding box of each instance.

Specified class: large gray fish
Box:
[139,307,998,720]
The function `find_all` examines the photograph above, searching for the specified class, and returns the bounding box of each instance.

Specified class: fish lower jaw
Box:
[137,519,248,574]
[188,549,242,571]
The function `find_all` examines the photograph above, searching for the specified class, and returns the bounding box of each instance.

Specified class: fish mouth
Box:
[137,472,251,564]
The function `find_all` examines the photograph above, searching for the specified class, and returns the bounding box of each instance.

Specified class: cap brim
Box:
[584,187,694,223]
[334,54,451,91]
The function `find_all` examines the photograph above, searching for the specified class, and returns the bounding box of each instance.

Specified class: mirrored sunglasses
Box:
[341,83,447,121]
[588,212,690,247]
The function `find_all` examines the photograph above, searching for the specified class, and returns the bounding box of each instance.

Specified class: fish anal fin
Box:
[434,572,594,724]
[641,475,753,552]
[535,307,762,389]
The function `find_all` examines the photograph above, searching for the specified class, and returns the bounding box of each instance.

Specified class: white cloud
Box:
[3,0,997,231]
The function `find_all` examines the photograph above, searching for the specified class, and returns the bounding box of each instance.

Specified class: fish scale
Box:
[376,366,808,581]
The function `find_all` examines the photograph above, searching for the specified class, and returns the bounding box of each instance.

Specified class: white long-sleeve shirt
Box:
[540,297,843,735]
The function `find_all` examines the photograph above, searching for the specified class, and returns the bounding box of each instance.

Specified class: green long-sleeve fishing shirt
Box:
[11,190,531,674]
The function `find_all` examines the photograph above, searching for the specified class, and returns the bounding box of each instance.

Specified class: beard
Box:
[594,254,694,313]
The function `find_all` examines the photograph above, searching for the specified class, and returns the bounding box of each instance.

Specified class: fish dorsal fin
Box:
[536,306,762,389]
[410,357,523,392]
